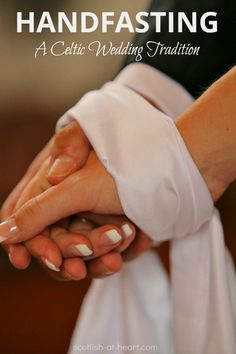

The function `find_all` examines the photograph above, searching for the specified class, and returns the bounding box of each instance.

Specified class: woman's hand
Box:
[44,215,137,281]
[41,214,152,280]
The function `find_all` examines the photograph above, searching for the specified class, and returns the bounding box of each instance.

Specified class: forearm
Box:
[176,66,236,201]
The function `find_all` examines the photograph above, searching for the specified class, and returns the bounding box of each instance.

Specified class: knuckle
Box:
[21,195,43,219]
[54,128,66,145]
[55,122,77,143]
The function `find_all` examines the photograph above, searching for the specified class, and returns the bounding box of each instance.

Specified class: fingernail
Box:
[8,248,13,264]
[105,271,114,275]
[0,218,20,243]
[69,244,93,257]
[47,155,76,179]
[101,229,122,246]
[121,224,133,238]
[42,258,60,272]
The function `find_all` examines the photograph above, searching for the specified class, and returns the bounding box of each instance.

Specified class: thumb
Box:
[47,121,90,185]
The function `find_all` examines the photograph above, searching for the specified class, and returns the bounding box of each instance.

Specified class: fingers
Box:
[50,223,124,260]
[39,257,87,282]
[4,230,63,273]
[4,121,90,216]
[14,158,52,211]
[4,234,64,272]
[1,121,90,232]
[87,252,122,278]
[44,218,133,281]
[78,213,136,253]
[1,154,52,270]
[0,175,91,244]
[42,252,122,281]
[114,223,135,253]
[0,152,120,244]
[49,225,94,258]
[122,229,153,262]
[79,213,130,227]
[38,252,121,282]
[61,258,87,280]
[5,244,31,270]
[24,234,63,272]
[0,121,91,270]
[15,121,91,210]
[47,121,90,185]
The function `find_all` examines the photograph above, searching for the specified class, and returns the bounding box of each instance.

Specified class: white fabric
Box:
[57,63,236,354]
[70,253,173,354]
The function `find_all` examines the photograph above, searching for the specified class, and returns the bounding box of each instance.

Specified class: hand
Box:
[78,213,154,263]
[44,215,137,281]
[1,122,141,277]
[2,148,139,277]
[1,121,153,279]
[1,121,91,269]
[0,151,123,244]
[1,121,90,219]
[41,214,153,280]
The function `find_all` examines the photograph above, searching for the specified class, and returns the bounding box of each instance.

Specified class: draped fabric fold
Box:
[57,63,236,354]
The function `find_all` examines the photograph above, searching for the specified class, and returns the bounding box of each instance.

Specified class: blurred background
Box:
[0,1,235,354]
[0,1,150,354]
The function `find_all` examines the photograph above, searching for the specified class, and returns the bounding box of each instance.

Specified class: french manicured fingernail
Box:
[8,248,13,264]
[101,230,122,246]
[0,218,20,243]
[42,258,60,272]
[69,244,93,257]
[47,155,76,178]
[121,224,133,238]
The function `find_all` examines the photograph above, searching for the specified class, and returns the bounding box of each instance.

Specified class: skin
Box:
[176,65,236,201]
[1,65,236,279]
[1,122,151,279]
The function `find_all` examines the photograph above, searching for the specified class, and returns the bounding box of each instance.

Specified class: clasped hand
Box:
[0,122,153,281]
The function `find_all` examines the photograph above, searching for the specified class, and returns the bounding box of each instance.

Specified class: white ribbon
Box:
[58,64,236,354]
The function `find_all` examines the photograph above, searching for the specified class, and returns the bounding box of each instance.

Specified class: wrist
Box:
[176,117,234,202]
[196,159,232,202]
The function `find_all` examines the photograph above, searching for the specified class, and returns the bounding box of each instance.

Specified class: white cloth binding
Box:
[57,63,236,354]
